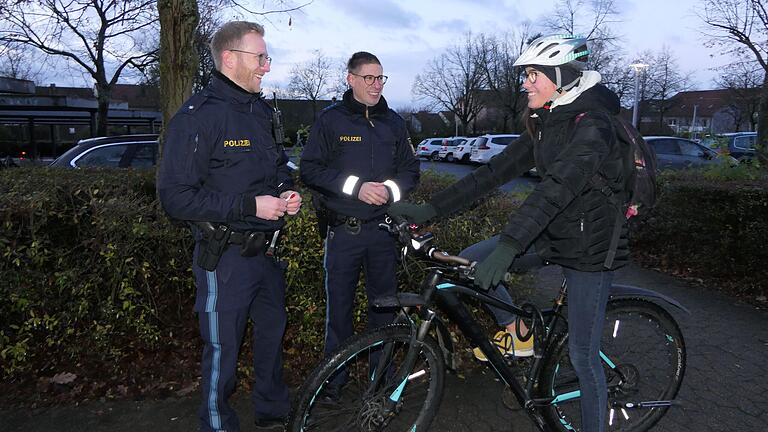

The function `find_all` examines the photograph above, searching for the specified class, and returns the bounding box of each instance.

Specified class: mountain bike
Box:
[288,218,686,431]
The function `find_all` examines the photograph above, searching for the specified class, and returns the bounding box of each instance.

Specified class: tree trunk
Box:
[757,72,768,165]
[158,0,199,153]
[95,84,112,137]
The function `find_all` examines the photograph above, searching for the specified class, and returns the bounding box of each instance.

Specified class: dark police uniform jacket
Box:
[428,78,631,271]
[157,70,293,234]
[300,89,420,220]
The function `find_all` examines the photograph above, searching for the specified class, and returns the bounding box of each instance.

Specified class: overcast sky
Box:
[33,0,733,110]
[253,0,731,109]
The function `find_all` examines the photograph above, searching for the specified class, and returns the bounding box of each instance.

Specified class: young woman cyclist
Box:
[389,34,632,432]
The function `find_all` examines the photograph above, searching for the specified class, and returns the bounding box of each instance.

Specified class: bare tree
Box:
[598,49,637,108]
[543,0,622,62]
[191,0,226,92]
[544,0,620,38]
[475,27,534,133]
[543,0,634,106]
[714,61,763,131]
[0,1,159,136]
[412,33,487,135]
[158,0,198,135]
[330,63,349,100]
[645,47,692,129]
[288,50,340,119]
[0,43,44,82]
[699,0,768,161]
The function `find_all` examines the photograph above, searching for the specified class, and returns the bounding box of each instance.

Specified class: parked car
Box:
[50,134,299,171]
[453,137,477,163]
[644,136,736,170]
[50,134,159,169]
[438,137,468,162]
[700,132,757,161]
[416,137,448,161]
[470,134,520,164]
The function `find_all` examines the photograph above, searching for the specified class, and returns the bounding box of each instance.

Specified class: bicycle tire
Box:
[288,324,445,432]
[539,298,686,432]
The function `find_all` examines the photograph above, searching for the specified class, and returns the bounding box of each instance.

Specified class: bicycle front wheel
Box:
[539,298,686,432]
[288,324,445,432]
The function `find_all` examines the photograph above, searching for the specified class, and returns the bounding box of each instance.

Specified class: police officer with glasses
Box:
[300,51,420,397]
[157,20,301,432]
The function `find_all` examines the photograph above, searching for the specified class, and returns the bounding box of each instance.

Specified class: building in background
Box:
[0,77,335,160]
[0,76,161,159]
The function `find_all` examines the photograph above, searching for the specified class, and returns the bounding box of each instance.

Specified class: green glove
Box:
[387,201,438,224]
[474,241,519,290]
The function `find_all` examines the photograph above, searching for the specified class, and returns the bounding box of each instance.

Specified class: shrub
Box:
[0,168,198,402]
[0,167,517,404]
[631,168,768,297]
[3,164,764,405]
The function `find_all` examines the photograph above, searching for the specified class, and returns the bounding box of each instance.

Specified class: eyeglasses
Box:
[350,72,388,85]
[229,49,272,67]
[523,70,539,84]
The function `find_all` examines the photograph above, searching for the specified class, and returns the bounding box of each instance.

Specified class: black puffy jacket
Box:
[430,75,631,271]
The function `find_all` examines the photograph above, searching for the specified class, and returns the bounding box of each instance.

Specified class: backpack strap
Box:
[571,111,625,269]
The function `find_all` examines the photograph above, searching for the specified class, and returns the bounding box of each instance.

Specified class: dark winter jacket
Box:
[300,89,420,220]
[430,72,631,271]
[157,70,293,233]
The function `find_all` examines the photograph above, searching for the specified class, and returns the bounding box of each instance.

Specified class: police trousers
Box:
[193,246,290,432]
[322,220,398,359]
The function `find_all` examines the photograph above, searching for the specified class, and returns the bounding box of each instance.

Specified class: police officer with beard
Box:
[300,52,420,395]
[157,21,301,431]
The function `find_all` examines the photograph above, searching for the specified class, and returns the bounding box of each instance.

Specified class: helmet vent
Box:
[548,50,560,58]
[538,43,559,56]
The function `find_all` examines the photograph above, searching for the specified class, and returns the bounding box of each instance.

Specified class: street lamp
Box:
[630,62,648,128]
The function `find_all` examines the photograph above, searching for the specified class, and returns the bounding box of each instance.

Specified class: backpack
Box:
[573,112,658,267]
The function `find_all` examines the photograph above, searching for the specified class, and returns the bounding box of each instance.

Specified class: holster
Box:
[240,231,267,257]
[194,222,231,272]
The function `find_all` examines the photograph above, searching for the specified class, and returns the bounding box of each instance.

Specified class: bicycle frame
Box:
[364,220,684,431]
[375,268,561,430]
[378,267,683,431]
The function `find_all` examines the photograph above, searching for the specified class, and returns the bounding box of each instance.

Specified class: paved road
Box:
[5,263,767,431]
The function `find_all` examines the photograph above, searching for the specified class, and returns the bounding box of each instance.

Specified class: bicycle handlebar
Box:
[381,215,475,271]
[382,215,521,287]
[426,247,472,267]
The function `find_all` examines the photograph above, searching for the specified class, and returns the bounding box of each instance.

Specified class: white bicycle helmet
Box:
[514,34,589,93]
[513,34,589,69]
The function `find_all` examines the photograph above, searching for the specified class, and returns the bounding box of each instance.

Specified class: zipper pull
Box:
[365,107,374,127]
[580,219,584,232]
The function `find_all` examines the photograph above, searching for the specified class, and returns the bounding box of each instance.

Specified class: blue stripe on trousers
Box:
[205,270,222,430]
[323,236,330,350]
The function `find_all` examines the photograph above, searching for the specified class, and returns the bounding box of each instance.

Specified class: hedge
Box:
[0,167,517,404]
[631,168,768,297]
[1,164,765,405]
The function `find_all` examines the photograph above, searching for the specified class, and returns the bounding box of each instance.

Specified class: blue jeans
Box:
[460,236,612,432]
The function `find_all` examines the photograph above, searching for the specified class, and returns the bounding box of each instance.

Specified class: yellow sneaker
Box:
[472,330,534,361]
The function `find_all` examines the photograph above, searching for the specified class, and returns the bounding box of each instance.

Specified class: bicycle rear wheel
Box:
[288,324,445,432]
[539,298,686,431]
